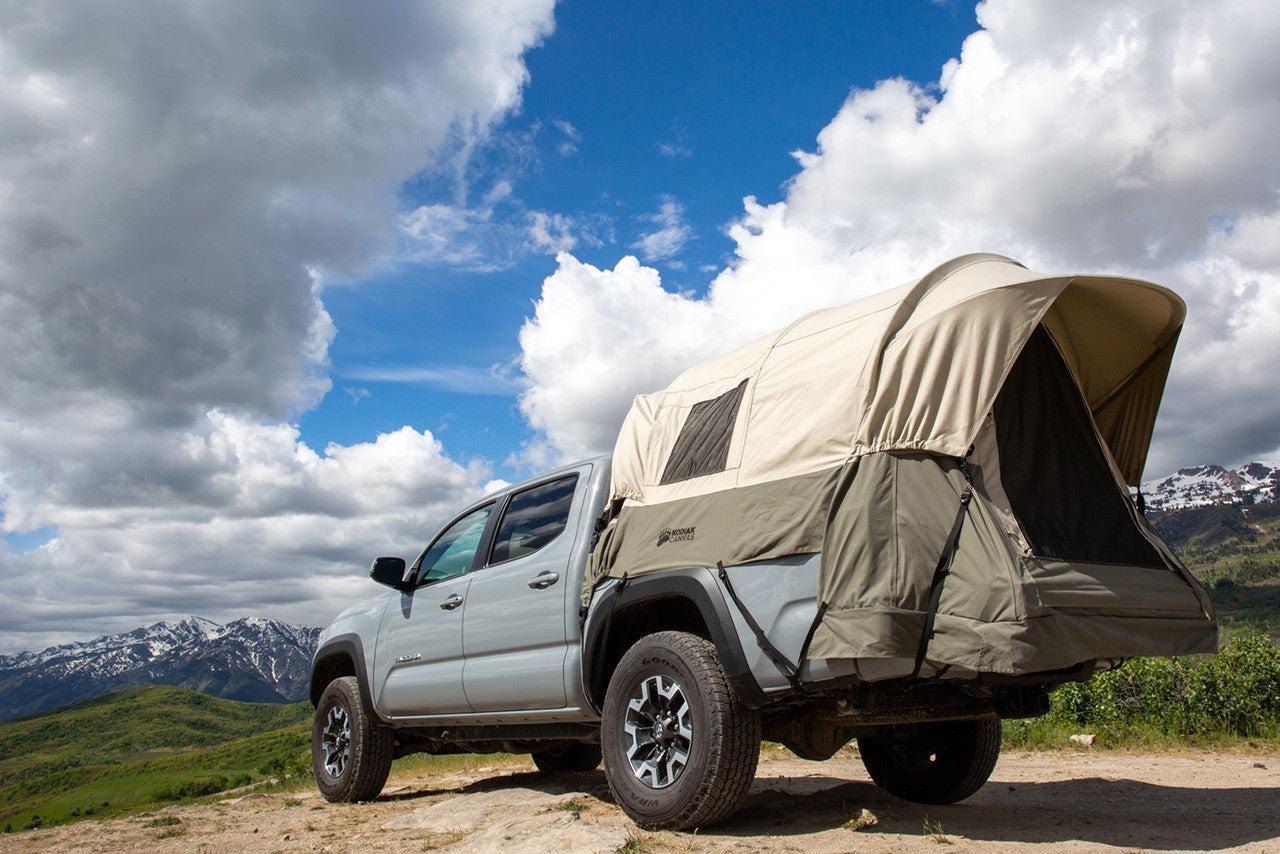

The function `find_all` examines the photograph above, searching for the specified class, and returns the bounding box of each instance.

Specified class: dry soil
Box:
[3,748,1279,854]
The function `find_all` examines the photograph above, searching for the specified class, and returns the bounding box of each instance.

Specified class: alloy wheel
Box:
[321,704,352,778]
[622,674,693,788]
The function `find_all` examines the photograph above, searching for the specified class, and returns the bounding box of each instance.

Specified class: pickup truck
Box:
[309,453,1040,829]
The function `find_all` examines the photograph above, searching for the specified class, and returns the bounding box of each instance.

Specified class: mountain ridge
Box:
[0,616,321,721]
[1141,460,1280,513]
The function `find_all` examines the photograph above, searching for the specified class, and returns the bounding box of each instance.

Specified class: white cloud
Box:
[0,0,555,421]
[399,198,609,267]
[400,201,516,272]
[553,119,581,156]
[342,364,522,395]
[631,196,693,262]
[517,254,720,464]
[0,412,495,652]
[0,0,555,651]
[519,0,1280,479]
[343,387,372,405]
[527,211,584,254]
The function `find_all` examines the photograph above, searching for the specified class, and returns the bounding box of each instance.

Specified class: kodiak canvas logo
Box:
[656,526,696,547]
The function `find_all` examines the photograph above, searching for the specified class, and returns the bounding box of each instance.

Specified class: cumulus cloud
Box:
[517,254,721,463]
[0,0,554,650]
[519,0,1280,479]
[0,0,555,421]
[0,412,498,652]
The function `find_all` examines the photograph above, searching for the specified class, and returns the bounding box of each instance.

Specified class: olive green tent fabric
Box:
[808,449,1215,671]
[587,253,1215,675]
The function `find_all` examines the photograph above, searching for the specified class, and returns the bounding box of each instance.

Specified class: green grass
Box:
[0,683,308,768]
[0,683,541,834]
[0,685,311,832]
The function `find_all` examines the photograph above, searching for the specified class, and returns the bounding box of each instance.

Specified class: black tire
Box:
[312,676,394,802]
[858,718,1001,804]
[532,742,603,773]
[601,631,760,830]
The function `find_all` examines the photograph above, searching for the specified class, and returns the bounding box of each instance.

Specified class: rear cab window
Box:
[488,475,579,566]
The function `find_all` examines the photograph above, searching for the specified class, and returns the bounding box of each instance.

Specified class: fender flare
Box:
[310,633,385,722]
[580,566,767,710]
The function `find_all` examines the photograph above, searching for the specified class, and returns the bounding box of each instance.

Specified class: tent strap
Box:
[717,562,802,690]
[910,459,975,680]
[796,600,828,670]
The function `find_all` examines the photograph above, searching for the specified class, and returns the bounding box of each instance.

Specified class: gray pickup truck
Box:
[311,454,1036,829]
[309,256,1217,830]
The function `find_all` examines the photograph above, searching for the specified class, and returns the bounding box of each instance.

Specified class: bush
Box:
[1042,631,1280,739]
[149,775,231,803]
[257,751,310,778]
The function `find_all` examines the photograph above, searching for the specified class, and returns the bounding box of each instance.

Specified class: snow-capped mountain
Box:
[0,617,321,720]
[1140,461,1280,513]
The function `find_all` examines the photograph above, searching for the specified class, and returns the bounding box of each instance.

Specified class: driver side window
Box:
[414,504,492,586]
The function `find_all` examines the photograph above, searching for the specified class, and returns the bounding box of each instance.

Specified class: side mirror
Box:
[370,556,409,591]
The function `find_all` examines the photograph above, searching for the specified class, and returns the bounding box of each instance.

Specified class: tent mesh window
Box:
[992,326,1164,567]
[660,379,749,485]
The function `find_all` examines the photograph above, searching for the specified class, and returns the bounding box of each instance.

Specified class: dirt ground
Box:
[4,749,1279,854]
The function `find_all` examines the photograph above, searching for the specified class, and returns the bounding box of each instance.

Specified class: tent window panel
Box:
[992,326,1164,568]
[660,380,748,485]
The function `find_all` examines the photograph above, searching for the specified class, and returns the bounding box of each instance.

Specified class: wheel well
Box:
[310,652,357,707]
[588,595,710,705]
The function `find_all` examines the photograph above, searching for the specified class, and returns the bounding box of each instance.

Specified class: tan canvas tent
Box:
[588,253,1215,678]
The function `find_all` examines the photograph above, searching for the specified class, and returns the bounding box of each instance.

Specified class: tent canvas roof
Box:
[610,253,1184,507]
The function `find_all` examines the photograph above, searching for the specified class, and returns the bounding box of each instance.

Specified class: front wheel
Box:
[858,718,1001,804]
[312,676,394,802]
[601,631,760,830]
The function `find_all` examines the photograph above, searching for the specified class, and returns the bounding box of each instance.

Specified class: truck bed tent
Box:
[588,253,1215,678]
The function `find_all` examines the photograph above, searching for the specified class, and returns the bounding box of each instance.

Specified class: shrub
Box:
[257,751,310,778]
[149,775,231,802]
[1043,631,1280,739]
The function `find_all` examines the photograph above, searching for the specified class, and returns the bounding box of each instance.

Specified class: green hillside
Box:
[1155,503,1280,636]
[0,685,310,832]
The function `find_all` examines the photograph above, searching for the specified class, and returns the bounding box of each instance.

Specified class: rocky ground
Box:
[4,749,1279,854]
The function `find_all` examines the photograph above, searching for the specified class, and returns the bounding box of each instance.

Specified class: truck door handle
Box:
[527,571,560,589]
[440,594,464,610]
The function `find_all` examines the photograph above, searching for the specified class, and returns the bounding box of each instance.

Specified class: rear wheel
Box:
[601,631,760,830]
[532,742,602,773]
[312,676,394,802]
[858,718,1001,804]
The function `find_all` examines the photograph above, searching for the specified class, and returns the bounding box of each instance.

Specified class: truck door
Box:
[375,503,493,716]
[461,473,580,711]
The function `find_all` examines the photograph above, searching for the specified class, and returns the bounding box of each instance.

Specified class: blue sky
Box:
[300,2,978,472]
[2,0,1280,651]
